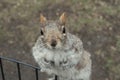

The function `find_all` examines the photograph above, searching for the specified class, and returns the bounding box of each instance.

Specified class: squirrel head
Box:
[40,13,67,49]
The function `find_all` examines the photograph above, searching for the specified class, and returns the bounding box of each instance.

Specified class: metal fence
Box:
[0,56,40,80]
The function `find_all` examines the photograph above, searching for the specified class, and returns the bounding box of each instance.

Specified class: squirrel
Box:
[32,13,92,80]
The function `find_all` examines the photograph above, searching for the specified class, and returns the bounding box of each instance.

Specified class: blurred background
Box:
[0,0,120,80]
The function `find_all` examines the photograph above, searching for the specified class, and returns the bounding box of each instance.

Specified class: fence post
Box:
[35,68,39,80]
[0,58,5,80]
[17,63,21,80]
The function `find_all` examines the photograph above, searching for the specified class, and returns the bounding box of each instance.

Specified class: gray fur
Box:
[32,20,91,80]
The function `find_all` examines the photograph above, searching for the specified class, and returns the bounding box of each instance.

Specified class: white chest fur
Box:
[32,45,91,80]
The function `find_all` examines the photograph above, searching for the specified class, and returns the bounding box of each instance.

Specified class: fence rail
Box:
[0,56,40,80]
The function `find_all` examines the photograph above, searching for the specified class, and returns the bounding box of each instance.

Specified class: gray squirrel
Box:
[32,13,91,80]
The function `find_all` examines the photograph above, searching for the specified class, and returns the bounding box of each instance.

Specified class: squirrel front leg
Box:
[61,40,84,69]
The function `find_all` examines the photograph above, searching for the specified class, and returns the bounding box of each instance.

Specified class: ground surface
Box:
[0,0,120,80]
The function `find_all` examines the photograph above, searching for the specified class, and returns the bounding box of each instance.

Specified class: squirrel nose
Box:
[51,39,57,47]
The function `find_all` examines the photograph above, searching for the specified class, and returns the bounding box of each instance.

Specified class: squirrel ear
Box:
[40,14,47,24]
[59,12,66,25]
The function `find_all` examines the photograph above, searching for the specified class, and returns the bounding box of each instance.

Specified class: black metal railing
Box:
[0,56,40,80]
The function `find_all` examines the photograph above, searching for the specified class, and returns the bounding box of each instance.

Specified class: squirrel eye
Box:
[62,27,66,34]
[40,29,44,35]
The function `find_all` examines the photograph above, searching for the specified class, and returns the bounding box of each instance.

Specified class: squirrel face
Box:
[40,13,67,49]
